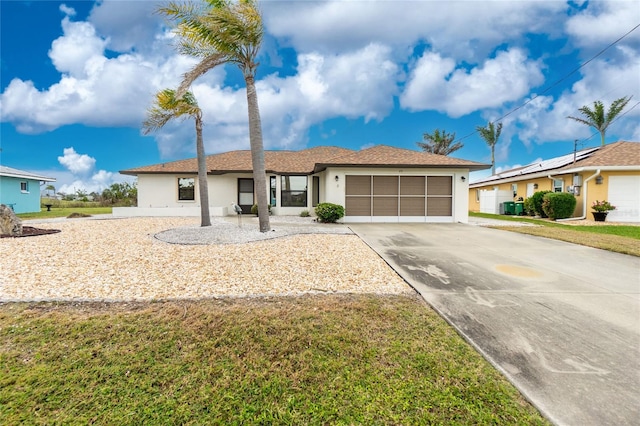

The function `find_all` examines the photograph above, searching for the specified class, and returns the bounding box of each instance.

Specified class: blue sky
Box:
[1,0,639,195]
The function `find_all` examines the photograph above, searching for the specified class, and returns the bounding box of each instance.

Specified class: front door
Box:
[238,178,254,214]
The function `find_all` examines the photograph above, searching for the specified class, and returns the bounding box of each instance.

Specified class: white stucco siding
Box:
[137,174,195,208]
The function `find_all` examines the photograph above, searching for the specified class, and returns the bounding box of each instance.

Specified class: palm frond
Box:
[176,53,227,99]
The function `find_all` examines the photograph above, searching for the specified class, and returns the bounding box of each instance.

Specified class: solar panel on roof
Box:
[472,147,599,184]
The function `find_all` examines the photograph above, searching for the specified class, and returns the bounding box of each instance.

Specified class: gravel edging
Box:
[156,216,353,245]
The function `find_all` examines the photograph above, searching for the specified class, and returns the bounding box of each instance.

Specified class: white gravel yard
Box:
[0,216,412,302]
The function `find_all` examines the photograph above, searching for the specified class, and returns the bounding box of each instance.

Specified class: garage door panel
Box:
[346,197,371,216]
[400,176,425,195]
[608,176,640,223]
[346,175,371,196]
[373,197,398,216]
[373,176,398,195]
[427,176,452,196]
[400,197,426,216]
[427,197,452,216]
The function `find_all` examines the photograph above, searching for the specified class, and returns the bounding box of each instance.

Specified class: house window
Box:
[178,178,195,201]
[281,175,307,207]
[553,179,564,193]
[475,189,480,203]
[20,181,29,193]
[312,176,320,207]
[270,176,277,206]
[511,183,518,197]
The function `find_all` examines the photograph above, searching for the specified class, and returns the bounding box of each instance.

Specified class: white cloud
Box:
[0,12,198,134]
[58,147,96,175]
[88,0,163,53]
[149,44,400,156]
[59,4,76,17]
[49,17,107,77]
[53,148,132,195]
[565,1,640,51]
[401,49,544,117]
[263,1,566,61]
[513,48,640,146]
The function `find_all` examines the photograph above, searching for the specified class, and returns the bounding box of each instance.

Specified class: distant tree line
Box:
[48,182,137,206]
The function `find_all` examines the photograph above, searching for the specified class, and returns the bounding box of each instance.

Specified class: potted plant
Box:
[591,200,615,222]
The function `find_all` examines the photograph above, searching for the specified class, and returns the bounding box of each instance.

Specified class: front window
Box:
[281,175,307,207]
[178,178,195,201]
[270,176,276,206]
[20,181,29,193]
[553,179,563,193]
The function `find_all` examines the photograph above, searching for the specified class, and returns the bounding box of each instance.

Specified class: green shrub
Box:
[299,210,310,217]
[529,190,552,217]
[523,198,535,216]
[542,192,576,220]
[250,204,272,215]
[315,203,344,223]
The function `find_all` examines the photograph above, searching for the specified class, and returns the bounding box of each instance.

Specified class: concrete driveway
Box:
[350,223,640,426]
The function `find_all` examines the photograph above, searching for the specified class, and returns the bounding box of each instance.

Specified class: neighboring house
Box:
[118,145,490,223]
[469,141,640,223]
[0,166,56,214]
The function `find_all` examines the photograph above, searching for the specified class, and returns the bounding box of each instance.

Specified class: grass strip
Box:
[0,295,549,425]
[17,207,112,220]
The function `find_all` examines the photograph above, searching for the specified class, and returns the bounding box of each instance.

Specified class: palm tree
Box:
[143,88,211,227]
[159,0,271,233]
[476,121,503,175]
[417,129,463,156]
[45,184,56,197]
[567,96,632,146]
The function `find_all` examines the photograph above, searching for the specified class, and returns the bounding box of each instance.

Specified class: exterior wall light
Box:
[335,175,339,182]
[595,176,603,185]
[533,183,538,189]
[461,176,466,182]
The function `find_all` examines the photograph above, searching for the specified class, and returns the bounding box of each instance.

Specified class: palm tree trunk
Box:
[491,144,496,175]
[196,117,211,227]
[600,131,606,147]
[244,75,271,232]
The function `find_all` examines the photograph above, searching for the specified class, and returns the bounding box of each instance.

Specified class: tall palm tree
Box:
[159,0,271,232]
[476,121,503,175]
[417,129,463,156]
[567,96,631,146]
[143,88,211,227]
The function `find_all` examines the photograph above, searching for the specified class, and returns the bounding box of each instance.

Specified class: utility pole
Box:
[573,139,578,164]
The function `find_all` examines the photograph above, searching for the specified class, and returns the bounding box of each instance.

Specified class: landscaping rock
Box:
[0,204,23,236]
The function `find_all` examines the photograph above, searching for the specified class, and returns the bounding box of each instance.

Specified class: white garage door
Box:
[607,176,640,223]
[344,175,453,223]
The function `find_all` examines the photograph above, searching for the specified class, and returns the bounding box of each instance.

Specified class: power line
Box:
[456,22,640,144]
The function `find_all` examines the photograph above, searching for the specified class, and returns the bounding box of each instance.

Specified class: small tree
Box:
[417,129,463,156]
[45,184,56,197]
[567,96,631,146]
[143,89,210,226]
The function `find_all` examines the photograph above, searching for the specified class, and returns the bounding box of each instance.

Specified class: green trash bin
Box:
[515,202,524,216]
[502,201,515,215]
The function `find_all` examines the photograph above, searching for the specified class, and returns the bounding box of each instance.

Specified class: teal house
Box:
[0,165,56,214]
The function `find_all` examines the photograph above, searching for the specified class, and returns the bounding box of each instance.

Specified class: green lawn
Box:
[0,295,549,425]
[17,206,112,220]
[469,212,640,256]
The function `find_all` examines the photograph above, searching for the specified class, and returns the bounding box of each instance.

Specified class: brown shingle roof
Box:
[557,141,640,169]
[121,145,489,175]
[313,145,489,172]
